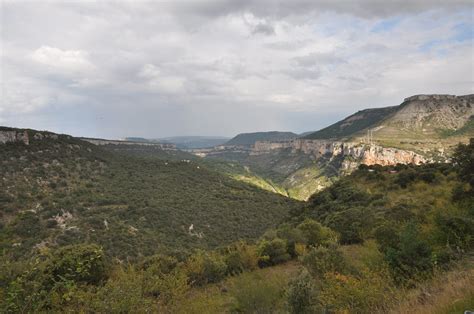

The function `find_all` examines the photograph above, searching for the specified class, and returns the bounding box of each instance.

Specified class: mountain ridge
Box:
[226,131,298,146]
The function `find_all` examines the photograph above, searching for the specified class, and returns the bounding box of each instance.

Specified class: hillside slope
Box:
[304,106,398,140]
[0,127,300,260]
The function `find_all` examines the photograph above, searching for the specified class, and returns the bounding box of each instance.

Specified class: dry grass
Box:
[391,257,474,314]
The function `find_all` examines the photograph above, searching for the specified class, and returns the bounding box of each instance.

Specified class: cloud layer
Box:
[1,0,473,138]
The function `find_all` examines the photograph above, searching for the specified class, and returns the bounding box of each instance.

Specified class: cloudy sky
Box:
[1,0,473,138]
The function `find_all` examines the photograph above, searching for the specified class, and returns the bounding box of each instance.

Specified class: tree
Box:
[452,138,474,188]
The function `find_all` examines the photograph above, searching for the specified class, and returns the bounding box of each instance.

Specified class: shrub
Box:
[139,254,178,275]
[301,246,347,279]
[257,238,291,267]
[43,244,108,287]
[325,207,368,244]
[224,241,259,275]
[287,270,319,314]
[380,223,433,285]
[396,168,417,188]
[184,250,227,286]
[434,214,474,253]
[296,218,338,247]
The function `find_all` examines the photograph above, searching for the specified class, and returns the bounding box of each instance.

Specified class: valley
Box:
[193,94,473,200]
[0,94,473,313]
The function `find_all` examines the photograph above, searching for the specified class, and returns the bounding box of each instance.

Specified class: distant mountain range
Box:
[124,136,230,149]
[225,131,298,146]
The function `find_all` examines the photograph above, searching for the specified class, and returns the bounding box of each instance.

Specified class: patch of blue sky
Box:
[371,17,401,33]
[419,39,443,53]
[452,22,473,42]
[419,22,472,54]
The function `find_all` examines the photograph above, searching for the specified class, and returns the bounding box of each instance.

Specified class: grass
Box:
[390,257,474,314]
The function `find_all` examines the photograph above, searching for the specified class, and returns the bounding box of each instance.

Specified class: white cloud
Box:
[31,46,94,73]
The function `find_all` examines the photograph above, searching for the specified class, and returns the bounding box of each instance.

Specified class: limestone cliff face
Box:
[0,130,30,145]
[252,139,426,167]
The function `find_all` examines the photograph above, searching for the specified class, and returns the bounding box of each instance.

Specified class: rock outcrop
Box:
[252,139,426,166]
[0,130,30,145]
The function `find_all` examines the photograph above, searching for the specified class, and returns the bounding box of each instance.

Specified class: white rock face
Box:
[252,139,426,166]
[0,130,29,145]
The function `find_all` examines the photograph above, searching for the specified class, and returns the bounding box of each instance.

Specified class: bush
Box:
[325,207,368,244]
[257,238,291,267]
[379,223,433,285]
[434,214,474,253]
[395,168,417,188]
[224,241,258,275]
[184,250,227,286]
[287,270,319,314]
[301,246,347,279]
[43,244,108,287]
[139,254,178,275]
[296,219,338,247]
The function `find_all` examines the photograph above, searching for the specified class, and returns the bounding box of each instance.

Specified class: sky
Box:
[1,0,473,139]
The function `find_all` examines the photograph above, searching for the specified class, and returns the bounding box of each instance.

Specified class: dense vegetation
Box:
[304,106,398,140]
[0,129,300,263]
[1,133,472,312]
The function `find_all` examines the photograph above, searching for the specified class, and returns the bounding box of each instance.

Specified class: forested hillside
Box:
[0,128,300,261]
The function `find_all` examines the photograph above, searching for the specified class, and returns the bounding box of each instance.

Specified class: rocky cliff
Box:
[0,130,30,145]
[253,139,426,168]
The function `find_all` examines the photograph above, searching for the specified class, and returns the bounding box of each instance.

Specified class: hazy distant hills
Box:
[160,136,230,149]
[124,136,230,149]
[225,131,298,146]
